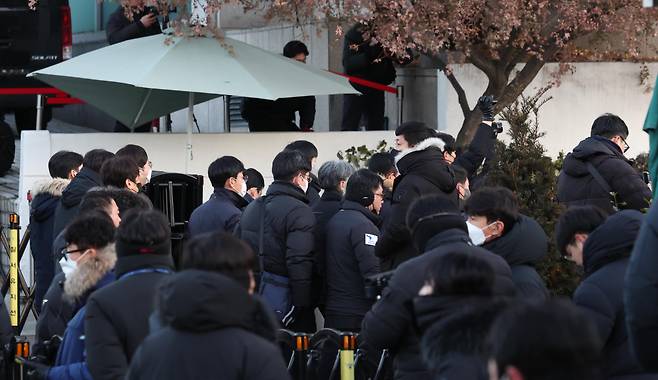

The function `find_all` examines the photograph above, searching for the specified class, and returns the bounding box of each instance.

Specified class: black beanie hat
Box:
[395,121,434,136]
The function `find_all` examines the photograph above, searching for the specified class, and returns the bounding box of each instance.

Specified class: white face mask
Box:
[300,179,309,194]
[146,167,152,183]
[239,180,247,197]
[466,221,487,246]
[59,256,77,278]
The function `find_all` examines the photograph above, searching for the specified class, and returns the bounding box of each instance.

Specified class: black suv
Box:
[0,0,71,174]
[0,0,71,132]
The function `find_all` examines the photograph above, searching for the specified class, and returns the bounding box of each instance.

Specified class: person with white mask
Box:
[237,150,316,333]
[116,144,152,187]
[465,186,549,300]
[188,156,249,237]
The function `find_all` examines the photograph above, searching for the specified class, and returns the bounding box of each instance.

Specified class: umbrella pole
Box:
[186,92,194,174]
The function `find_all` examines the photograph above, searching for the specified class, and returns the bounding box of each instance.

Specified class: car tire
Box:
[0,119,15,177]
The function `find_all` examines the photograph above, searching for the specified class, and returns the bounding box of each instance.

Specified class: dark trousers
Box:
[341,91,386,131]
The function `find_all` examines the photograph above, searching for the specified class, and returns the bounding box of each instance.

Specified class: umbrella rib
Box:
[132,88,153,130]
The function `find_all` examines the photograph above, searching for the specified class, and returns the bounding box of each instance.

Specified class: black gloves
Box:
[15,357,50,380]
[478,95,496,121]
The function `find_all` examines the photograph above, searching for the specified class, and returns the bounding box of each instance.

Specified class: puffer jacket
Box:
[375,137,457,270]
[482,215,549,300]
[52,168,102,238]
[558,136,651,213]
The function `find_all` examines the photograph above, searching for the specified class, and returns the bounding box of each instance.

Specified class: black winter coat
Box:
[482,215,549,301]
[106,7,162,45]
[575,210,658,380]
[241,96,316,132]
[52,168,102,239]
[415,297,507,380]
[312,189,343,281]
[33,272,74,358]
[361,229,515,380]
[342,24,396,93]
[126,270,290,380]
[558,136,651,213]
[324,201,381,331]
[188,187,248,237]
[376,137,457,270]
[626,202,658,371]
[238,181,316,308]
[30,178,69,312]
[85,254,174,380]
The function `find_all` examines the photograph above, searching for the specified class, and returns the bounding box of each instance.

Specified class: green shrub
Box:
[336,140,389,168]
[486,89,580,296]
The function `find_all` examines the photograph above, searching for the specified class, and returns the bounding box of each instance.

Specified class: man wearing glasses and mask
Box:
[557,113,651,213]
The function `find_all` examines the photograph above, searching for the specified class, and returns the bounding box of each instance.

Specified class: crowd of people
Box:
[0,98,653,380]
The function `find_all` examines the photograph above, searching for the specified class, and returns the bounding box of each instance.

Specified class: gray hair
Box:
[318,161,356,191]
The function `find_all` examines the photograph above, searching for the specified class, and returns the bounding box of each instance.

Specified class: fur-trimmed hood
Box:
[395,137,446,166]
[30,178,71,223]
[64,243,117,303]
[32,177,70,198]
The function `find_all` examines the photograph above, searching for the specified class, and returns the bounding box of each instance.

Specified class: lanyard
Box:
[119,268,173,281]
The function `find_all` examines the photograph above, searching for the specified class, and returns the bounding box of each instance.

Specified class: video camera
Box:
[364,270,394,300]
[492,121,503,135]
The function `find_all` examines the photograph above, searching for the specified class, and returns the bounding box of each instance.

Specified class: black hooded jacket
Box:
[127,270,290,380]
[52,168,103,239]
[575,211,658,380]
[312,189,343,304]
[238,181,316,308]
[30,178,70,313]
[342,24,397,93]
[361,228,514,380]
[307,173,322,207]
[106,7,162,45]
[324,200,381,331]
[557,136,651,213]
[375,137,457,271]
[85,254,175,380]
[482,215,549,300]
[414,297,507,380]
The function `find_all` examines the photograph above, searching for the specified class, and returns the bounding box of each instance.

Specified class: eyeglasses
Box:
[299,172,311,182]
[60,247,87,259]
[620,136,630,153]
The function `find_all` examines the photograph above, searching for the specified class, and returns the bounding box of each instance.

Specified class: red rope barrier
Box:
[330,72,398,94]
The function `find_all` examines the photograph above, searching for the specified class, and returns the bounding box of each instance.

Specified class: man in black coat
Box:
[558,114,651,213]
[626,202,658,371]
[284,140,322,206]
[52,149,114,239]
[361,195,515,380]
[85,209,175,380]
[375,121,457,271]
[242,41,316,132]
[573,210,658,379]
[126,271,290,380]
[238,150,315,332]
[312,160,355,310]
[341,24,410,131]
[465,187,549,300]
[367,152,397,225]
[30,151,82,313]
[188,156,248,237]
[324,169,382,332]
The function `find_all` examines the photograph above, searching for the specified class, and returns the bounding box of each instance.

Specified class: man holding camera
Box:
[107,1,162,46]
[107,1,163,132]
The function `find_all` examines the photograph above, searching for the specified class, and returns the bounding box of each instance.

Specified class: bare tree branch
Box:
[436,56,471,118]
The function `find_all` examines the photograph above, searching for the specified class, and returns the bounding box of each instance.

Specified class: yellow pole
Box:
[340,335,355,380]
[8,213,19,331]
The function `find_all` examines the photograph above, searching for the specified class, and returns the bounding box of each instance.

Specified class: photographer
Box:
[107,0,163,132]
[107,1,162,46]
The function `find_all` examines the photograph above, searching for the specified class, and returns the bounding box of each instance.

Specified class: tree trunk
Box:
[456,109,483,148]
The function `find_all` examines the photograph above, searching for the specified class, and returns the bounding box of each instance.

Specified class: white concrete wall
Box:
[438,62,657,158]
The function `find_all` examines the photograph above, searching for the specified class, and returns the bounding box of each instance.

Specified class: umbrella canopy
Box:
[29,33,359,128]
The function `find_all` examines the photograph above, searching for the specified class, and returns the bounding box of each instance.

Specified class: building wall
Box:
[438,62,658,158]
